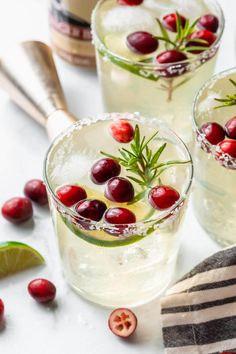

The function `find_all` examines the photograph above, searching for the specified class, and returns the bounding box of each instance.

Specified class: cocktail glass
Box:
[92,0,224,145]
[193,68,236,246]
[44,112,193,307]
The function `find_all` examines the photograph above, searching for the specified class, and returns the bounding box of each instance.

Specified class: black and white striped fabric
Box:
[161,246,236,354]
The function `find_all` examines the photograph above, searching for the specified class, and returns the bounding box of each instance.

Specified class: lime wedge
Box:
[0,242,45,278]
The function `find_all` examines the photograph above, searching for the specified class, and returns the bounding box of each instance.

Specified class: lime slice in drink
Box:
[104,33,144,61]
[59,187,152,248]
[0,242,45,278]
[101,34,160,82]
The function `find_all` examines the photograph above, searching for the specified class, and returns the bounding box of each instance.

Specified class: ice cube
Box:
[144,0,173,12]
[102,7,156,33]
[198,90,222,113]
[171,0,206,19]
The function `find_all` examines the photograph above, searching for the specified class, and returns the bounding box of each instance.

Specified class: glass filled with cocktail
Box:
[44,113,193,307]
[92,0,224,145]
[193,68,236,246]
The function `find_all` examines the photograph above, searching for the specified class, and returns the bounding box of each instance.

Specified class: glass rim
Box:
[91,0,225,70]
[193,66,236,169]
[43,112,193,234]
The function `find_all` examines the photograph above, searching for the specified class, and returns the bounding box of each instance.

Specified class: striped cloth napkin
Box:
[161,246,236,354]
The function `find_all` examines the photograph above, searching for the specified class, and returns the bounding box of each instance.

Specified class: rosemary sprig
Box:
[156,12,208,53]
[214,79,236,109]
[101,125,190,204]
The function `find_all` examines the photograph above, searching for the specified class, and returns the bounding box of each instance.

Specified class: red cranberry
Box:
[105,207,136,224]
[149,185,180,210]
[110,120,134,143]
[126,31,158,54]
[198,14,219,33]
[1,197,33,224]
[108,308,137,338]
[186,30,216,54]
[24,179,48,205]
[118,0,143,5]
[56,185,87,207]
[28,279,56,303]
[91,158,121,185]
[75,199,107,221]
[200,122,225,145]
[218,140,236,158]
[225,117,236,140]
[156,50,187,64]
[105,177,134,203]
[0,299,4,321]
[156,50,188,78]
[163,13,186,32]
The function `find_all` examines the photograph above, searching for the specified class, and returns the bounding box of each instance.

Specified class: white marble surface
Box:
[0,0,235,353]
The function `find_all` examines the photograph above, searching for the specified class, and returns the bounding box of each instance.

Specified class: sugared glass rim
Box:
[193,67,236,169]
[44,113,193,236]
[91,0,225,72]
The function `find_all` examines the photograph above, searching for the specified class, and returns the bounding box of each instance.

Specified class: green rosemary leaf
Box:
[176,12,183,41]
[155,36,176,47]
[186,38,208,45]
[100,151,121,161]
[140,136,146,151]
[130,142,137,154]
[150,143,167,165]
[120,148,136,158]
[127,157,139,166]
[214,79,236,109]
[119,150,129,161]
[229,79,236,87]
[139,57,154,63]
[127,175,146,185]
[155,159,191,169]
[141,130,159,152]
[172,77,191,91]
[183,46,209,52]
[127,190,147,205]
[182,18,190,38]
[156,18,172,49]
[188,17,200,33]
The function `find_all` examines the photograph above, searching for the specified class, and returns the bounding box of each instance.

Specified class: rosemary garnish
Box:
[156,13,208,53]
[214,79,236,109]
[101,125,190,204]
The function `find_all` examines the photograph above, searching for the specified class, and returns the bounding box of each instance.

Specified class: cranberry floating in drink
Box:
[198,14,219,33]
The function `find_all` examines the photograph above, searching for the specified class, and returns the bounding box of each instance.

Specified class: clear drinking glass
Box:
[44,113,193,307]
[92,0,224,145]
[193,68,236,246]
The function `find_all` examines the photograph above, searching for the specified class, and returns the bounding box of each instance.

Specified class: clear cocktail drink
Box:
[92,0,224,145]
[193,68,236,246]
[44,113,193,307]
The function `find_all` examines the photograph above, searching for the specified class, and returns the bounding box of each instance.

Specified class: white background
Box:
[0,0,235,353]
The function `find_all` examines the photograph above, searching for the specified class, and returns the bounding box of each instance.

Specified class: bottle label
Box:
[50,0,97,66]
